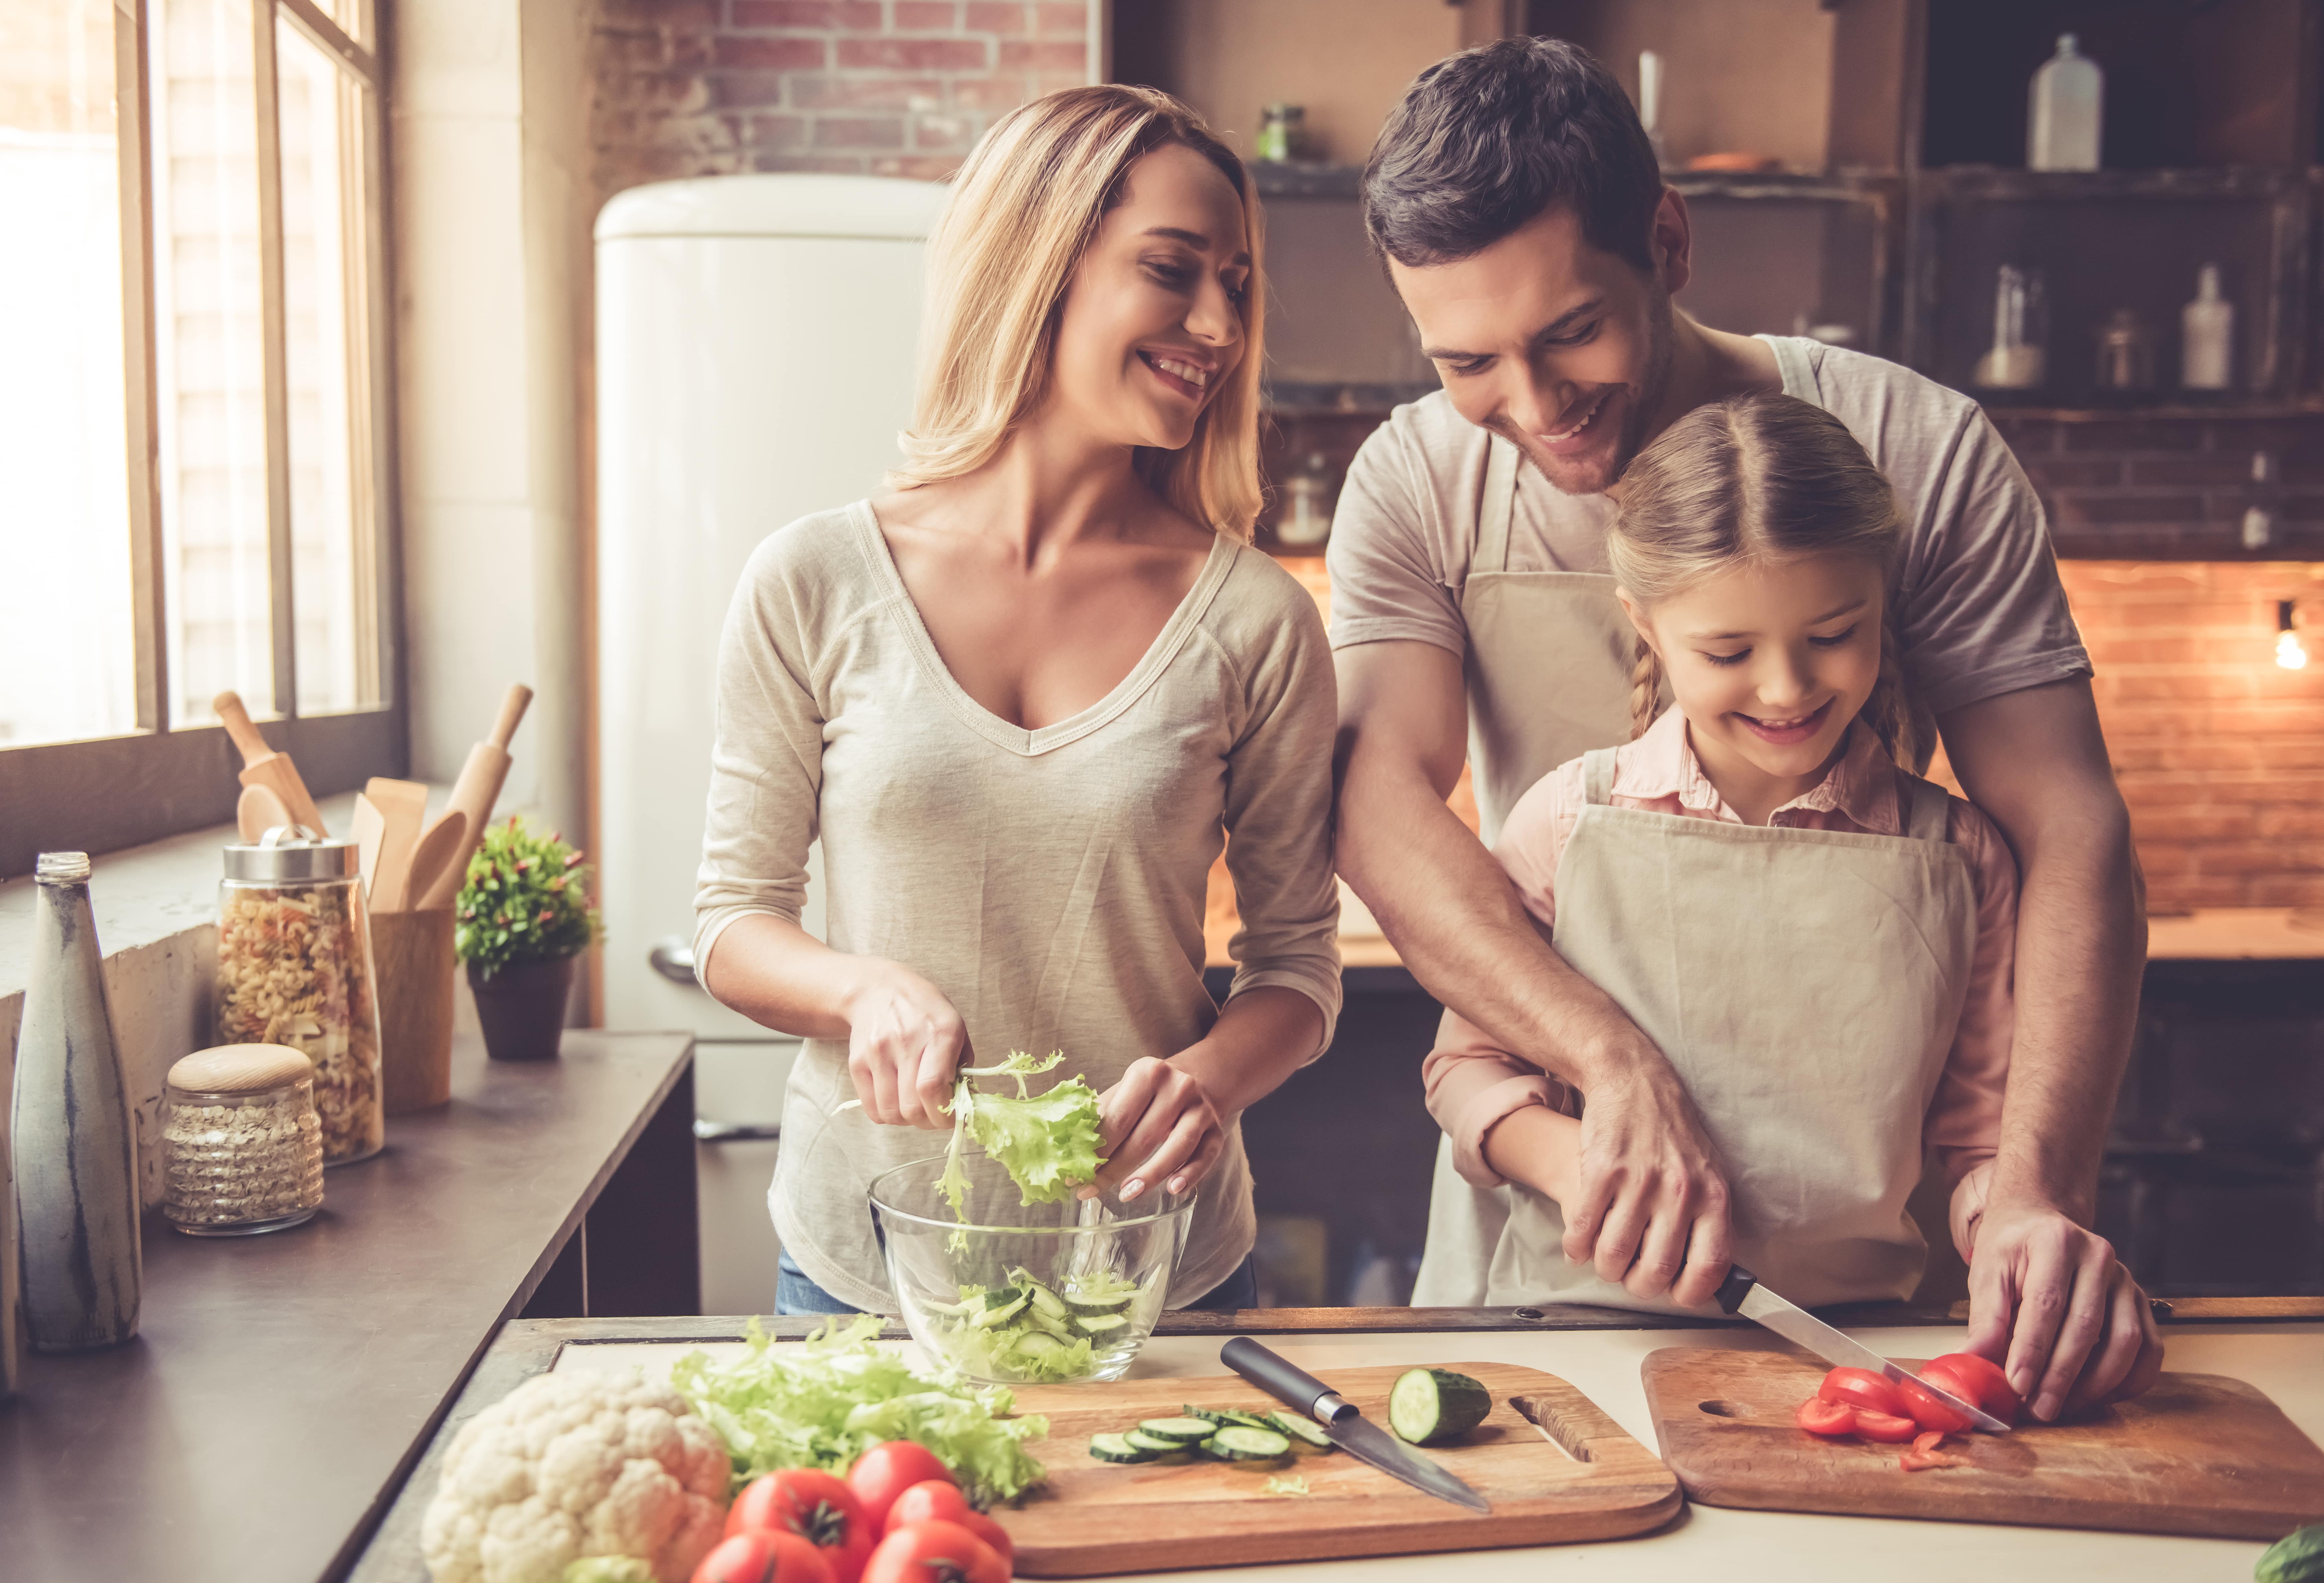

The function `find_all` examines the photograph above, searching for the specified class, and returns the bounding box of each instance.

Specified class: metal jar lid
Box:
[223,825,359,883]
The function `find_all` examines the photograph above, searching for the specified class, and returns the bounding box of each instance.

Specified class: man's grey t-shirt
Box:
[1325,336,2090,719]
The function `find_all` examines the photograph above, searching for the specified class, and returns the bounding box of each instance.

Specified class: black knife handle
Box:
[1712,1264,1759,1316]
[1221,1337,1349,1422]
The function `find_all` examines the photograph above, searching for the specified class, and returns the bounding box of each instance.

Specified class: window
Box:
[0,0,399,873]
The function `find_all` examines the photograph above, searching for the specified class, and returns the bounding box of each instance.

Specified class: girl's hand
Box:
[1085,1056,1226,1202]
[838,961,971,1128]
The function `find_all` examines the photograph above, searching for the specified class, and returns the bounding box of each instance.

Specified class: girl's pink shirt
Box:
[1422,706,2019,1260]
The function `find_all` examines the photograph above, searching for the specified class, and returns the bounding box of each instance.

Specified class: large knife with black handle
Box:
[1220,1337,1492,1512]
[1712,1265,2012,1433]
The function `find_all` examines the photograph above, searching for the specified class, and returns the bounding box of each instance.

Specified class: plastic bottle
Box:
[2028,34,2103,172]
[2181,264,2234,391]
[1276,453,1336,547]
[11,852,142,1350]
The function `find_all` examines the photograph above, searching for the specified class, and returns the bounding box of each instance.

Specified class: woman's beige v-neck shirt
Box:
[694,502,1343,1312]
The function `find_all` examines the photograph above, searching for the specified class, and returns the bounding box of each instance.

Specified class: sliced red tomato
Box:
[1795,1395,1858,1437]
[847,1443,954,1535]
[1912,1430,1948,1452]
[1851,1408,1920,1443]
[1894,1374,1976,1434]
[728,1469,876,1583]
[693,1528,835,1583]
[860,1520,1008,1583]
[1816,1366,1906,1419]
[1928,1351,2023,1425]
[885,1482,1013,1566]
[1898,1447,1965,1472]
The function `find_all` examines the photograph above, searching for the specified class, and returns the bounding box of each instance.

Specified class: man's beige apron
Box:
[1410,435,1634,1305]
[1487,747,1977,1310]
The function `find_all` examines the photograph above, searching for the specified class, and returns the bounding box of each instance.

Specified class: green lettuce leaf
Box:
[942,1049,1104,1210]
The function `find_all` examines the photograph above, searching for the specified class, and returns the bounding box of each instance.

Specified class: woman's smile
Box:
[1138,348,1213,401]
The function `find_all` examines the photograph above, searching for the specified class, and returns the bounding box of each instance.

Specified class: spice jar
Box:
[163,1044,326,1235]
[217,828,385,1164]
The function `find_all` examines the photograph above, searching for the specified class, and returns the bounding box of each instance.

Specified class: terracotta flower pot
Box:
[467,954,577,1062]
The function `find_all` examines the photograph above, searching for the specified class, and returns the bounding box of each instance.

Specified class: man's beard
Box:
[1511,283,1676,498]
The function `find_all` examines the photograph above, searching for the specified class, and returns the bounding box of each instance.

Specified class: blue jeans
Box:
[776,1248,1260,1316]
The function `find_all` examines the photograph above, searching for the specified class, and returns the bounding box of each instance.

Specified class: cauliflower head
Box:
[421,1371,731,1583]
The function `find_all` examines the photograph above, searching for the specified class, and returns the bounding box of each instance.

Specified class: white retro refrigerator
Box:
[594,175,946,1312]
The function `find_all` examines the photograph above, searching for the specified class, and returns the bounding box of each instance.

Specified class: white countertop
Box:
[557,1320,2322,1580]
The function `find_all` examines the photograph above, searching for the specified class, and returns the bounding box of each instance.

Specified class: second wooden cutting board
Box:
[993,1361,1677,1576]
[1643,1346,2324,1539]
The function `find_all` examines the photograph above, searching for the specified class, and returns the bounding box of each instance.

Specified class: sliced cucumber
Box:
[1026,1283,1069,1320]
[972,1291,1029,1328]
[1089,1432,1156,1464]
[1063,1272,1143,1312]
[918,1296,971,1317]
[1124,1428,1191,1454]
[1217,1410,1278,1432]
[1208,1425,1293,1461]
[1136,1416,1218,1444]
[1010,1331,1070,1363]
[1387,1367,1493,1446]
[1268,1410,1334,1449]
[1183,1404,1236,1426]
[1075,1313,1129,1335]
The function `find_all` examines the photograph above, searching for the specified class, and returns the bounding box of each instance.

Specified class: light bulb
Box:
[2279,629,2309,671]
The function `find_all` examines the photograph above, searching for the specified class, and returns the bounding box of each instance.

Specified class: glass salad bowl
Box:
[869,1153,1194,1386]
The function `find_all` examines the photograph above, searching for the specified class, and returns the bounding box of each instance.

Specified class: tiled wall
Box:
[592,0,1095,194]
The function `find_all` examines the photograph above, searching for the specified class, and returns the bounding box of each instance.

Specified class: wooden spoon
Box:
[363,777,430,913]
[402,811,470,914]
[235,784,294,843]
[214,690,328,836]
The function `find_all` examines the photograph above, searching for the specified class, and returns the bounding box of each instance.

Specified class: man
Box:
[1330,37,2162,1421]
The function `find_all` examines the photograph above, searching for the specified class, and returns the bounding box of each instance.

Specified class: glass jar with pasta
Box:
[217,828,385,1164]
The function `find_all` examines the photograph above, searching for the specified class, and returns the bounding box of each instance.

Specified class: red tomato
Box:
[883,1483,1012,1564]
[728,1469,876,1583]
[1816,1366,1907,1420]
[860,1520,1008,1583]
[1911,1430,1948,1453]
[1898,1447,1964,1472]
[693,1529,835,1583]
[847,1443,954,1535]
[1927,1351,2023,1425]
[1795,1395,1857,1437]
[1895,1374,1976,1434]
[1851,1409,1920,1443]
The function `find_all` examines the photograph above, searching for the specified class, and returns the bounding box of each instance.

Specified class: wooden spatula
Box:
[215,690,329,836]
[402,810,469,914]
[363,777,430,913]
[414,683,533,911]
[351,792,387,904]
[236,783,295,843]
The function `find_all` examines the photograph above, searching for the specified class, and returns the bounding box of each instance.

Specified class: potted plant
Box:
[454,816,602,1061]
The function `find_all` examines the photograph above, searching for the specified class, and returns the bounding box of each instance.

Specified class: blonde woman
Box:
[1427,392,2157,1411]
[694,87,1341,1315]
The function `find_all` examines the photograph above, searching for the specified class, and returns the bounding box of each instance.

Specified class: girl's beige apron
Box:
[1410,435,1632,1305]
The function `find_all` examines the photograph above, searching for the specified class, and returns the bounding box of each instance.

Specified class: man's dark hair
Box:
[1362,37,1663,272]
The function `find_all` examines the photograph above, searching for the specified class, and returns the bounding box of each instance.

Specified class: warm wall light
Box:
[2280,600,2309,670]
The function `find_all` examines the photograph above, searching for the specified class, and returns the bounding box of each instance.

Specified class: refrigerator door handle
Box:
[650,938,701,987]
[693,1119,782,1144]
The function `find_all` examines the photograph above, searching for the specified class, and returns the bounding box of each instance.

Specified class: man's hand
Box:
[1565,1065,1735,1305]
[1965,1199,2165,1420]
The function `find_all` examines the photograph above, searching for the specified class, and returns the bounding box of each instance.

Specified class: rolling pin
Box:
[214,691,329,836]
[414,684,533,911]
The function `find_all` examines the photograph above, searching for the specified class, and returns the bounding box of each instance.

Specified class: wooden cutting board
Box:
[1643,1346,2324,1539]
[992,1362,1678,1576]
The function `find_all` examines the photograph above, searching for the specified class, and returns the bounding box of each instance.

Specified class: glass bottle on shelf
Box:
[1254,104,1307,165]
[2095,309,2156,394]
[1973,265,2047,392]
[1277,453,1337,548]
[2028,34,2102,172]
[2181,264,2234,392]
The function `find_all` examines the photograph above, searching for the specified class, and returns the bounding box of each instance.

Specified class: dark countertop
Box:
[0,1030,693,1582]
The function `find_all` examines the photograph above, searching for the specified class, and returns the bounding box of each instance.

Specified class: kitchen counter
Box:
[0,1030,695,1582]
[352,1300,2324,1582]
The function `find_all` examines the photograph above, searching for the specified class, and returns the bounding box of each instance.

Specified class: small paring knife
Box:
[1220,1337,1492,1512]
[1712,1265,2012,1434]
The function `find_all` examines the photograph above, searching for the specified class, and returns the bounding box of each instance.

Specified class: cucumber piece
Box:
[1208,1425,1293,1461]
[2258,1523,2324,1583]
[1268,1411,1334,1450]
[1124,1428,1190,1454]
[1136,1417,1218,1444]
[1217,1410,1278,1432]
[1387,1368,1493,1446]
[1075,1313,1130,1335]
[982,1285,1024,1308]
[1025,1281,1070,1321]
[1063,1272,1142,1312]
[1089,1432,1157,1464]
[1009,1331,1069,1363]
[972,1291,1029,1328]
[918,1296,971,1317]
[1182,1405,1236,1426]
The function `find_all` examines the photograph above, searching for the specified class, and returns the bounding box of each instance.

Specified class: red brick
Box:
[2128,455,2266,486]
[1034,68,1087,92]
[839,36,988,69]
[912,112,978,148]
[965,1,1028,32]
[814,114,907,148]
[2150,876,2255,909]
[895,1,961,28]
[707,71,793,108]
[2051,493,2209,526]
[998,38,1084,69]
[1035,1,1088,35]
[2130,806,2257,842]
[2060,420,2205,452]
[2199,840,2324,875]
[714,35,826,70]
[790,73,945,110]
[743,113,808,149]
[2247,873,2324,907]
[599,0,715,26]
[731,0,881,26]
[2020,458,2123,489]
[950,72,1036,110]
[2256,806,2324,839]
[598,27,668,67]
[870,153,970,179]
[1988,417,2061,453]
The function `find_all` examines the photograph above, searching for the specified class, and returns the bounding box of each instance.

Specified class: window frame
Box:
[0,0,406,876]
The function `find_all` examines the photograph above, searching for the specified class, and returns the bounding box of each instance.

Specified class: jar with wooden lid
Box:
[163,1044,326,1235]
[217,829,385,1164]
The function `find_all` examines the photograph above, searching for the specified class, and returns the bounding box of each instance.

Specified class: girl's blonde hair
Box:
[1609,391,1930,771]
[889,85,1265,539]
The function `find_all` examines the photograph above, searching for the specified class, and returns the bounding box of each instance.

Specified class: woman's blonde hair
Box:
[890,85,1265,539]
[1609,391,1930,770]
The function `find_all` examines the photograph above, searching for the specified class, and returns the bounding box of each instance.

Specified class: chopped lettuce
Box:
[938,1049,1106,1218]
[669,1315,1047,1506]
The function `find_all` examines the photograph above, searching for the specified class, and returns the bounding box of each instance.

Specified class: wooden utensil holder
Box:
[372,908,456,1113]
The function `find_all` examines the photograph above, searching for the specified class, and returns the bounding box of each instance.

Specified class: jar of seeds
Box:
[216,828,384,1164]
[163,1044,326,1234]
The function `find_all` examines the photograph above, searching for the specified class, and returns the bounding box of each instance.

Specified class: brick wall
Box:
[592,0,1095,197]
[1990,412,2324,560]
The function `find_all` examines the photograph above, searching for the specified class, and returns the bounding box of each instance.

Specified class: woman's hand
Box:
[1085,1056,1226,1202]
[837,960,971,1128]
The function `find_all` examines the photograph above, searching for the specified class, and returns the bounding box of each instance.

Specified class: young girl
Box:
[1422,391,2017,1311]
